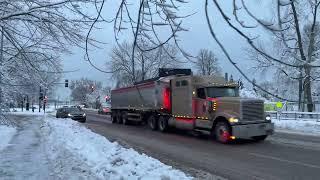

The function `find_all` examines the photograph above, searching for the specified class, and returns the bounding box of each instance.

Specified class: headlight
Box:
[83,113,86,117]
[68,113,72,117]
[229,117,239,123]
[265,115,271,121]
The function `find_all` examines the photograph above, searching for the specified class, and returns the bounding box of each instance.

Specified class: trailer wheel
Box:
[116,111,123,124]
[214,121,231,144]
[158,116,168,132]
[122,112,129,125]
[111,112,117,123]
[148,115,158,130]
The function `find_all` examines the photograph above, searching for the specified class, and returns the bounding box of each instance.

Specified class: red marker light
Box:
[163,88,171,112]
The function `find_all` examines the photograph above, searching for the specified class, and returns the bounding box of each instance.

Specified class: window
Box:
[206,87,239,97]
[175,81,181,87]
[181,80,188,86]
[197,88,206,99]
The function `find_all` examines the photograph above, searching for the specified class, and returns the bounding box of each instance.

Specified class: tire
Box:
[214,121,231,144]
[148,115,158,130]
[116,111,123,124]
[158,116,168,132]
[253,135,268,142]
[122,112,129,125]
[56,115,59,118]
[111,112,117,123]
[79,119,86,123]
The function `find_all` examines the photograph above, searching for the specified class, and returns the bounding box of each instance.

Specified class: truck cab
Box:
[169,75,274,143]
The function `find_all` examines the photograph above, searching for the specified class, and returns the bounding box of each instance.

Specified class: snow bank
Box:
[43,117,192,180]
[273,119,320,136]
[0,125,16,151]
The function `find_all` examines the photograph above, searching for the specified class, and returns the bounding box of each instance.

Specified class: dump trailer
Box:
[111,69,274,143]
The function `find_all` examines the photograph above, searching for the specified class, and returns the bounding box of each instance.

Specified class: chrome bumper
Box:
[232,122,274,139]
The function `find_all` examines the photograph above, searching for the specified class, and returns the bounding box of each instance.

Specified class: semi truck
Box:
[111,69,274,143]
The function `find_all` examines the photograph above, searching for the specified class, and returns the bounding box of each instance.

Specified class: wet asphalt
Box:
[85,111,320,180]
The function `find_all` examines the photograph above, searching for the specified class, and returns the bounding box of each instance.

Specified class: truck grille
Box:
[241,101,264,121]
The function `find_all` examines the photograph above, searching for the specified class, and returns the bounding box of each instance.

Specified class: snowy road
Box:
[85,111,320,180]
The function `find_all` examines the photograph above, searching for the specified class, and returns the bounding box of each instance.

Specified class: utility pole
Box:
[0,26,4,112]
[39,86,42,112]
[298,67,303,111]
[43,88,47,113]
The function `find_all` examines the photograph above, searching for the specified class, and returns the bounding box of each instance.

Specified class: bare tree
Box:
[83,0,320,112]
[70,78,103,107]
[195,49,221,76]
[109,40,181,87]
[201,0,320,112]
[0,0,104,124]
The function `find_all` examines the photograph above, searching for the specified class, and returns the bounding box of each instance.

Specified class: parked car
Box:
[56,107,86,123]
[98,102,111,115]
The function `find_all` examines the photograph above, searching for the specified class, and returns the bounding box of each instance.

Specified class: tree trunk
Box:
[304,65,314,112]
[141,54,145,81]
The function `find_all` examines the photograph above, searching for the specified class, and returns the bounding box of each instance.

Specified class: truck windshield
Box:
[206,87,239,98]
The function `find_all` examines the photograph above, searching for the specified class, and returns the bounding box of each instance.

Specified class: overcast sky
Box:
[56,1,271,98]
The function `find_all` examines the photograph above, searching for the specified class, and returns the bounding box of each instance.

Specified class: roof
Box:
[192,75,238,87]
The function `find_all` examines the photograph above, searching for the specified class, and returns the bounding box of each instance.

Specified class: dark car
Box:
[98,102,111,115]
[56,107,86,123]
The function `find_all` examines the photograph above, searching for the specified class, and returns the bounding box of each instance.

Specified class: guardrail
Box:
[266,111,320,121]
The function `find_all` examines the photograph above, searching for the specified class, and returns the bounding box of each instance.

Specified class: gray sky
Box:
[56,1,271,98]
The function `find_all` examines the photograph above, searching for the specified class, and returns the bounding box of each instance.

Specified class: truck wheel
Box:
[215,122,231,144]
[148,115,157,130]
[158,116,168,132]
[111,112,117,123]
[252,135,268,142]
[122,112,129,125]
[117,111,123,124]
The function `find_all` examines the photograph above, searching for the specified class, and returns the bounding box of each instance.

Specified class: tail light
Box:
[163,87,171,112]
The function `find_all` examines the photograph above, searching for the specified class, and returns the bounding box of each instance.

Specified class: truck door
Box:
[171,79,192,117]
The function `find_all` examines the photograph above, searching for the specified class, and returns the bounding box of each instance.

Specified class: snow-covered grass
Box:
[42,117,192,180]
[273,119,320,136]
[0,125,16,151]
[9,105,56,116]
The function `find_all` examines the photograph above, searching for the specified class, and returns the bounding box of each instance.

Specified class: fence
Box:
[265,102,320,112]
[266,111,320,122]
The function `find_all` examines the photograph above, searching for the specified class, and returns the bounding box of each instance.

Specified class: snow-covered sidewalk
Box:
[0,114,192,180]
[0,125,16,152]
[272,119,320,136]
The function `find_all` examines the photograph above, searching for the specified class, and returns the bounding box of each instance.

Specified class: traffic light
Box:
[105,95,110,102]
[65,79,69,87]
[39,87,43,100]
